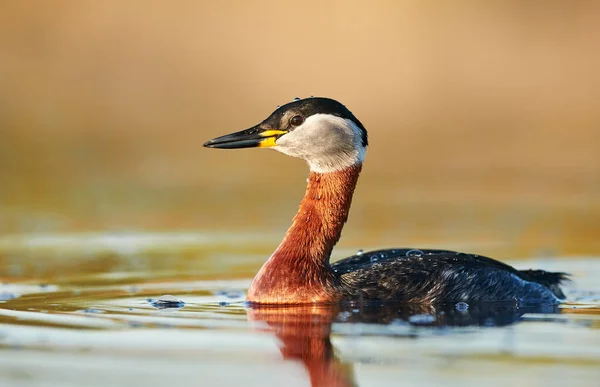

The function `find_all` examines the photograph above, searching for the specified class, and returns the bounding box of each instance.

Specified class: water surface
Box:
[1,235,598,387]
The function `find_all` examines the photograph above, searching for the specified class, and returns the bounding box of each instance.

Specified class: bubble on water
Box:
[455,302,469,312]
[149,295,185,310]
[293,97,301,101]
[356,249,364,256]
[408,314,436,324]
[406,249,424,257]
[370,255,378,263]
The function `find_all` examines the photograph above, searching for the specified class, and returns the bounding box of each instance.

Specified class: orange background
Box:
[1,1,599,258]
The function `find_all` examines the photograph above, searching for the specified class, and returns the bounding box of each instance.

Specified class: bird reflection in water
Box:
[246,302,560,387]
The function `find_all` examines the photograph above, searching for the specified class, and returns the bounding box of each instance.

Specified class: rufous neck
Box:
[280,163,362,263]
[247,163,362,304]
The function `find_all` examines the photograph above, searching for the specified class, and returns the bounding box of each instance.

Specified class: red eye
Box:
[290,115,304,126]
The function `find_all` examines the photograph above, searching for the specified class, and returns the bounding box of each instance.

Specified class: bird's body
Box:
[204,97,568,304]
[334,248,566,303]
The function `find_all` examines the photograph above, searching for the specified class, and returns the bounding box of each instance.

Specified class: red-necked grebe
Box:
[204,97,568,304]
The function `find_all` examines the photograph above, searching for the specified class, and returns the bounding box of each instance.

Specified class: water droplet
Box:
[408,314,436,324]
[455,302,469,312]
[149,295,185,310]
[276,105,281,108]
[379,252,387,259]
[356,249,364,256]
[370,255,378,263]
[293,97,301,101]
[406,249,424,257]
[218,301,229,307]
[158,295,178,302]
[391,249,397,254]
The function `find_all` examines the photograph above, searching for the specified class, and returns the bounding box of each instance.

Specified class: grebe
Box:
[204,97,568,304]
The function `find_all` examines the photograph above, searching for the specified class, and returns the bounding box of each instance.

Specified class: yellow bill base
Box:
[258,130,287,148]
[258,137,279,148]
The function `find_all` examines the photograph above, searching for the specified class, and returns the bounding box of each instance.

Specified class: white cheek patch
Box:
[273,114,366,173]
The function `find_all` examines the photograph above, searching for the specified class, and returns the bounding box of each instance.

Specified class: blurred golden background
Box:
[1,1,599,258]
